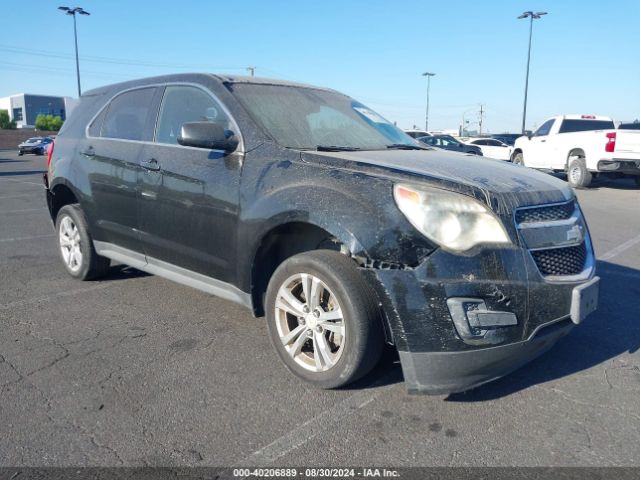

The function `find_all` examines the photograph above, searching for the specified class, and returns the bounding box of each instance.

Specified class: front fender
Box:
[236,152,436,292]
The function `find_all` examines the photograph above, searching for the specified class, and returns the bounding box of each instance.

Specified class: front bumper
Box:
[597,159,640,175]
[399,317,574,394]
[361,239,597,395]
[19,146,43,154]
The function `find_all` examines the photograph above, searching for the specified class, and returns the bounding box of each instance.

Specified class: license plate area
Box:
[570,276,600,324]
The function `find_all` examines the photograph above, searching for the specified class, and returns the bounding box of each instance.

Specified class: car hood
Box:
[304,149,573,215]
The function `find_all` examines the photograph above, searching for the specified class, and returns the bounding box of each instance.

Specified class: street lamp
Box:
[58,6,90,97]
[422,72,435,131]
[518,10,547,134]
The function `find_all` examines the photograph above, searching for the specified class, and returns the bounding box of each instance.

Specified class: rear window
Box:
[559,119,615,133]
[100,87,157,141]
[619,122,640,130]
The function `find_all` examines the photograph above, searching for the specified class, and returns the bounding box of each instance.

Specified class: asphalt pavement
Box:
[1,150,639,468]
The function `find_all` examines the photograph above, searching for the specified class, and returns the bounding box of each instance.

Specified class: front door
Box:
[525,119,554,167]
[137,85,243,284]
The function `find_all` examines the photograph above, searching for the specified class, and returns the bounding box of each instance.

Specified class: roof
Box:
[82,73,337,97]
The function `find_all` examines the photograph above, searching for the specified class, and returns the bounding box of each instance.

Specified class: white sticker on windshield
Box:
[353,106,388,124]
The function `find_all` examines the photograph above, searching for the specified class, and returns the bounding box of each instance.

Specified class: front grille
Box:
[531,243,587,276]
[515,200,575,224]
[515,200,591,279]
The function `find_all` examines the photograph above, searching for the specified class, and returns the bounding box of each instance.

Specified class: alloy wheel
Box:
[59,216,83,272]
[274,273,346,372]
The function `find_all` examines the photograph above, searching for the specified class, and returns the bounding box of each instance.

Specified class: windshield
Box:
[25,138,41,143]
[230,83,417,150]
[439,135,462,146]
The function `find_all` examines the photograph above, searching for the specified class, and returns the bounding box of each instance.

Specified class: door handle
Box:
[81,147,95,157]
[141,158,160,171]
[540,139,546,143]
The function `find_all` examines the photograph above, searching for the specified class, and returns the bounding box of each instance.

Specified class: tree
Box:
[35,114,64,131]
[0,109,16,129]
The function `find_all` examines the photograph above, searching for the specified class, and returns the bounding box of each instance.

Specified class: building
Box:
[0,94,78,128]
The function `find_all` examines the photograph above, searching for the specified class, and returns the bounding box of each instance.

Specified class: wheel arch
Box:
[47,180,80,223]
[249,220,352,317]
[566,148,586,169]
[511,148,523,161]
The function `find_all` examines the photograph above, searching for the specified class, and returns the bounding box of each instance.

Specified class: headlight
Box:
[393,184,510,252]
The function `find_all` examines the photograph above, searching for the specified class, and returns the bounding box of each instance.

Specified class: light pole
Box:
[422,72,435,131]
[58,6,90,97]
[518,10,547,134]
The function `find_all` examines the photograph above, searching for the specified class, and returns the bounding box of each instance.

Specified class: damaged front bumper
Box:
[398,316,574,395]
[361,243,599,395]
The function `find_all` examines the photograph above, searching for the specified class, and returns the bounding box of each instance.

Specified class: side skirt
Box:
[93,241,253,309]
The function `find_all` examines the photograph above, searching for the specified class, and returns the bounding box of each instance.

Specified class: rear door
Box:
[137,84,243,283]
[79,87,161,254]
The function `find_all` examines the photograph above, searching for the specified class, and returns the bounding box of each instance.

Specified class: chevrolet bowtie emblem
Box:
[566,224,583,242]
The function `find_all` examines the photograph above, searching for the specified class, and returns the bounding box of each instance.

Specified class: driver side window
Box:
[534,119,554,137]
[155,85,231,145]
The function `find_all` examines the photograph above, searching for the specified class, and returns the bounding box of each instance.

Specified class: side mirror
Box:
[526,132,533,140]
[177,122,237,152]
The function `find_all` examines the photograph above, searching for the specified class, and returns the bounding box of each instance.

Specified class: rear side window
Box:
[559,119,615,133]
[88,107,108,137]
[101,88,156,141]
[155,86,232,145]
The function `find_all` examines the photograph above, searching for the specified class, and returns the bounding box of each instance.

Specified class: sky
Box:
[1,0,638,133]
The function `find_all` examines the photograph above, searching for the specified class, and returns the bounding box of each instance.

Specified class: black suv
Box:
[44,74,599,394]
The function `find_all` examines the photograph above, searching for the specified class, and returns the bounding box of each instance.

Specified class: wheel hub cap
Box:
[274,273,346,372]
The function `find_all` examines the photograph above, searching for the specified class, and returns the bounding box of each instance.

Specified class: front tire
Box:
[512,152,525,166]
[56,204,110,280]
[265,250,384,389]
[567,157,592,188]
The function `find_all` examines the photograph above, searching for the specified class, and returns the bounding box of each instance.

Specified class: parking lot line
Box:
[0,233,54,243]
[0,208,48,215]
[0,177,45,187]
[239,375,396,467]
[599,233,640,261]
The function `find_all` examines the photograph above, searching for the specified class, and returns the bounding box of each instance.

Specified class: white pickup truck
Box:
[512,115,640,188]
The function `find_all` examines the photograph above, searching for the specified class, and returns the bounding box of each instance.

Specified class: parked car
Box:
[44,74,599,395]
[512,115,640,188]
[466,137,513,160]
[404,129,431,139]
[490,133,523,146]
[18,136,53,156]
[417,134,483,155]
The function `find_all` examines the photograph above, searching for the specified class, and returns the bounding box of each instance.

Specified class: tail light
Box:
[605,132,616,153]
[47,141,54,168]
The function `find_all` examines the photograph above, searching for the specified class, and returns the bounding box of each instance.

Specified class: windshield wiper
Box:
[386,143,428,150]
[316,145,361,152]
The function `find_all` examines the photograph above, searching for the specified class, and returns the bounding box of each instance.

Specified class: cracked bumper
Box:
[399,317,574,394]
[361,243,594,395]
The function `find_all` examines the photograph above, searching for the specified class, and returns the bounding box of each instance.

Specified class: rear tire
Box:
[55,204,110,280]
[567,157,592,189]
[265,250,384,389]
[512,152,525,166]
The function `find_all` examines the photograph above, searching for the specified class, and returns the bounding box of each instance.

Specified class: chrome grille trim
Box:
[514,199,595,283]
